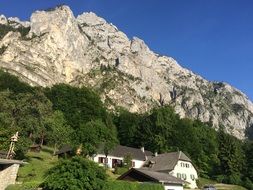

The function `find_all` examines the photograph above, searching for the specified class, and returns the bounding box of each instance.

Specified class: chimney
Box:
[141,147,145,153]
[154,152,158,157]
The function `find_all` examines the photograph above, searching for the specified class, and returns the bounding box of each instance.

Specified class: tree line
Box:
[0,70,252,189]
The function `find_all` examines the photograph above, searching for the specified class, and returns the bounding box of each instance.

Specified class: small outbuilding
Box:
[29,144,42,152]
[118,168,187,190]
[54,145,73,158]
[0,159,26,190]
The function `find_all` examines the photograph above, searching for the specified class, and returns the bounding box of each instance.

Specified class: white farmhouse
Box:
[92,145,152,169]
[144,151,198,189]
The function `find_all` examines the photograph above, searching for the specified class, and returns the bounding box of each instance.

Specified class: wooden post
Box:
[6,132,18,159]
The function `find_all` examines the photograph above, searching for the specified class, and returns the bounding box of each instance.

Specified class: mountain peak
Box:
[30,5,75,36]
[77,12,107,26]
[0,6,252,139]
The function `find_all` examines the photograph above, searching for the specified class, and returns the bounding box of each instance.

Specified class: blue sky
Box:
[0,0,253,100]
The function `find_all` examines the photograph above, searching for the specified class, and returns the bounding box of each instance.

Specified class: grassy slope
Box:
[18,147,58,184]
[6,147,58,190]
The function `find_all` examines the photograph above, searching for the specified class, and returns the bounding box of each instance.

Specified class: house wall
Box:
[169,160,198,189]
[93,154,145,169]
[164,184,183,190]
[132,159,144,168]
[0,164,20,190]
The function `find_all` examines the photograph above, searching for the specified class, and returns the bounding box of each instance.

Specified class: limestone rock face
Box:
[0,15,7,25]
[0,6,252,139]
[8,17,30,28]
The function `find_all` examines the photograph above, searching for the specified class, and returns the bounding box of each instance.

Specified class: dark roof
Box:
[55,145,73,155]
[144,151,192,172]
[118,168,187,185]
[0,158,26,165]
[97,145,151,161]
[0,150,14,159]
[145,150,153,157]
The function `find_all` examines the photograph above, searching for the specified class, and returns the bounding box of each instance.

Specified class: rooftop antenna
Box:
[6,132,18,159]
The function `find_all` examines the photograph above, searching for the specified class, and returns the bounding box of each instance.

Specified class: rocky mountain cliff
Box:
[0,5,252,139]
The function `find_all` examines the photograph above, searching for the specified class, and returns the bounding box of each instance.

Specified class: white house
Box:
[92,145,152,169]
[144,151,198,189]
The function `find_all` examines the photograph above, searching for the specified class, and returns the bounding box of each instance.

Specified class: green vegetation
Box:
[6,147,57,190]
[197,178,247,190]
[0,70,252,189]
[0,45,7,55]
[115,106,253,189]
[0,24,30,40]
[43,156,107,190]
[105,181,164,190]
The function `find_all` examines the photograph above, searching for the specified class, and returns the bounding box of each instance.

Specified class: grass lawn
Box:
[195,178,247,190]
[18,146,58,184]
[6,146,58,190]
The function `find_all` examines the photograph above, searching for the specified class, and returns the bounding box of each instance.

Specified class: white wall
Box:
[0,164,20,190]
[132,159,145,168]
[169,160,198,189]
[93,154,145,169]
[164,184,183,190]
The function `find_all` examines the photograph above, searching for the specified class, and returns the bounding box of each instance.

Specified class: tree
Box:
[217,128,244,184]
[244,141,253,181]
[45,84,108,128]
[114,109,140,147]
[0,70,33,93]
[75,120,118,156]
[138,106,179,153]
[43,157,107,190]
[13,90,53,145]
[45,111,73,154]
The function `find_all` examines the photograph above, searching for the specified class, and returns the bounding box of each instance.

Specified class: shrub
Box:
[244,178,253,190]
[227,173,242,185]
[42,156,107,190]
[105,181,164,190]
[0,45,7,55]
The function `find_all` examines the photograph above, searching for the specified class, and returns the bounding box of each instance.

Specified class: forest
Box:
[0,70,252,189]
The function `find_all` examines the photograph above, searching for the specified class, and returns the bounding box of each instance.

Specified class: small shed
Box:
[29,144,42,152]
[0,159,26,190]
[118,168,187,190]
[54,145,73,158]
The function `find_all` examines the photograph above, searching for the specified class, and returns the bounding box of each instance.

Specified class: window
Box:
[132,161,135,168]
[182,174,187,180]
[190,174,195,180]
[177,173,181,178]
[98,157,104,163]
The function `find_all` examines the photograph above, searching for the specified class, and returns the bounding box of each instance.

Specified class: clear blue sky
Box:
[0,0,253,100]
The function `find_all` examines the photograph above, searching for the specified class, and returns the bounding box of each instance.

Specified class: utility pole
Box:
[6,132,18,159]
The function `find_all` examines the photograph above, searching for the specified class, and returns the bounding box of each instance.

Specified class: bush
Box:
[227,173,242,185]
[215,175,225,183]
[244,178,253,190]
[105,181,164,190]
[42,156,107,190]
